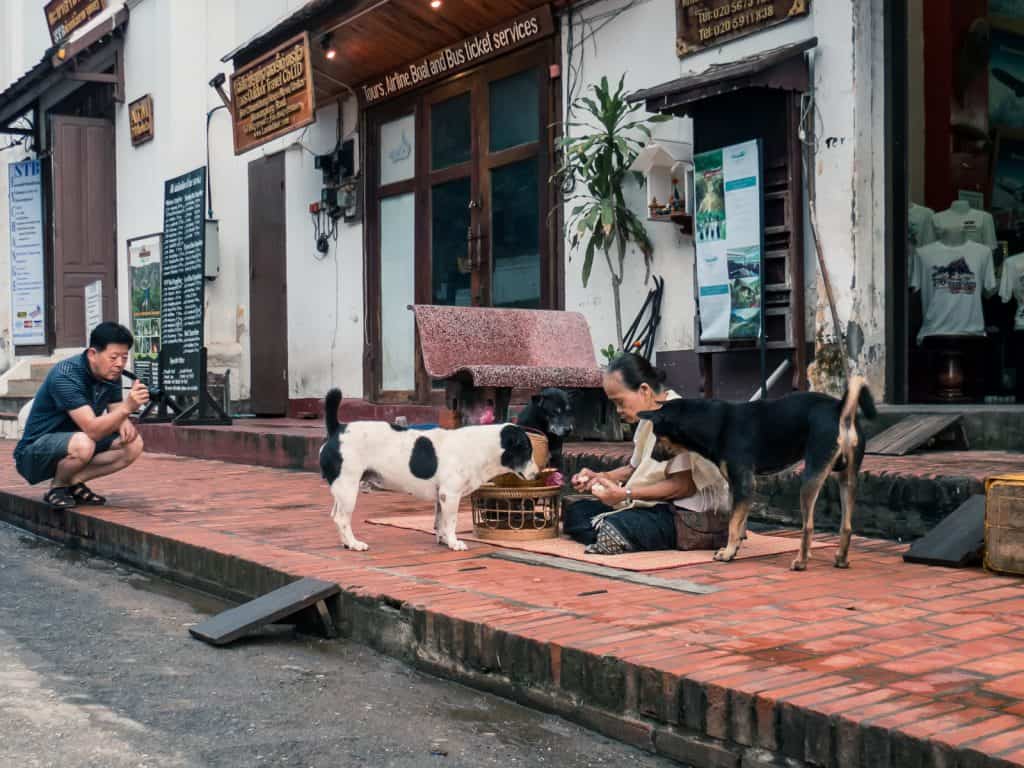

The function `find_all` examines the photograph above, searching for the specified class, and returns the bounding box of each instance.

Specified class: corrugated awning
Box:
[630,37,817,115]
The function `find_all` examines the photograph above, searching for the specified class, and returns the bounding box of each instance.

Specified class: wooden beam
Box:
[64,71,118,83]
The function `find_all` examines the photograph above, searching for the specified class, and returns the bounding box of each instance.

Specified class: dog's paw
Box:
[834,555,850,569]
[713,547,736,562]
[446,539,468,552]
[790,558,807,571]
[346,540,370,552]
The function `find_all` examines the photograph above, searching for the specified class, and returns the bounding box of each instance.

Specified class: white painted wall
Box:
[562,0,888,392]
[1,0,888,403]
[0,0,362,402]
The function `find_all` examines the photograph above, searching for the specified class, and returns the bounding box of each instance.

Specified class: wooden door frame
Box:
[247,151,289,415]
[50,114,118,350]
[363,39,561,403]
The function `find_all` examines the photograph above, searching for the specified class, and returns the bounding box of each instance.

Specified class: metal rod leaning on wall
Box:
[749,358,792,402]
[802,50,850,381]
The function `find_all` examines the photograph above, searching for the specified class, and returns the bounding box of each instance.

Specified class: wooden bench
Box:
[410,304,607,430]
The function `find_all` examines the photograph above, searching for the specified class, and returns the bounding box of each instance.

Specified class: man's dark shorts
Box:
[14,432,118,486]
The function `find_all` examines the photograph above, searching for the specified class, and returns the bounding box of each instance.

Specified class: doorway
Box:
[367,43,558,402]
[51,116,117,349]
[248,153,289,415]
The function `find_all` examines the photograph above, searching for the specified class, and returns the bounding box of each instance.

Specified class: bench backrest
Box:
[410,304,600,379]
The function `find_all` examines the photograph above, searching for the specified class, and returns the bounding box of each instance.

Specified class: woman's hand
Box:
[591,480,627,506]
[571,468,597,492]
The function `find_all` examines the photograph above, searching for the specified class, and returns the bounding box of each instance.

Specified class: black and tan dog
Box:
[639,377,876,571]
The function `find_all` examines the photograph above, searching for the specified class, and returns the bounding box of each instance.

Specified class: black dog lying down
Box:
[640,376,876,571]
[514,387,574,468]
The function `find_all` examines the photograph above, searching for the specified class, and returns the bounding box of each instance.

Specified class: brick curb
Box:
[2,491,1020,768]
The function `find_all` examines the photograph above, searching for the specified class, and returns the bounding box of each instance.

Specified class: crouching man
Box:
[13,322,150,508]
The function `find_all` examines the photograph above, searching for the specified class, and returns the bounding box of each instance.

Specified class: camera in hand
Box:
[122,369,165,402]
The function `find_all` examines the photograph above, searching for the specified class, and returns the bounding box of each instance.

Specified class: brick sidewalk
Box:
[3,442,1024,767]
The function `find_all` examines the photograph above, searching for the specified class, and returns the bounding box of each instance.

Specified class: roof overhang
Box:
[0,6,129,135]
[220,0,568,105]
[630,37,817,116]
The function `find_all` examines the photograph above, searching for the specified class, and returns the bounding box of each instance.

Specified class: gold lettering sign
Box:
[129,95,154,147]
[676,0,809,58]
[359,7,554,106]
[229,32,315,155]
[45,0,106,45]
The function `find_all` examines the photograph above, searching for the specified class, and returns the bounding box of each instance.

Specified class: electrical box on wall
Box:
[315,137,361,223]
[205,219,220,280]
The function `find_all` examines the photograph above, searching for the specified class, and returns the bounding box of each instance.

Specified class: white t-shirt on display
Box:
[1000,252,1024,331]
[932,205,997,249]
[909,204,936,248]
[911,241,997,344]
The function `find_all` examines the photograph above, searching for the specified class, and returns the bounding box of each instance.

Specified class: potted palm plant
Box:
[553,75,670,352]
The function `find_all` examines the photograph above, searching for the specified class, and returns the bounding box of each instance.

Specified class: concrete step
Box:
[28,361,56,379]
[0,413,21,440]
[4,380,42,398]
[0,396,33,413]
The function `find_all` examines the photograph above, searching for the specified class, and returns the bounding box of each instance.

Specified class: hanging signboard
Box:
[229,32,315,155]
[359,6,554,106]
[129,95,154,146]
[45,0,106,45]
[128,233,162,384]
[693,139,764,342]
[7,160,46,347]
[676,0,810,59]
[160,167,207,396]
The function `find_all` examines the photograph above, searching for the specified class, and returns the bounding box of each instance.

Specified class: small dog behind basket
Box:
[515,388,574,469]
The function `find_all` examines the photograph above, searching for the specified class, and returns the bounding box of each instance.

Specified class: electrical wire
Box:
[205,105,227,218]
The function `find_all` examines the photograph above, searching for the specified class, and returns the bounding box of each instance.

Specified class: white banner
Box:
[693,140,763,342]
[84,279,103,344]
[8,159,46,346]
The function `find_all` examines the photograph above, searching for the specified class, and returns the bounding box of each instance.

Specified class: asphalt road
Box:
[0,521,678,768]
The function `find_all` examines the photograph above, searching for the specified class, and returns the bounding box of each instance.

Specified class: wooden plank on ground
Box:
[189,577,340,646]
[866,414,963,456]
[903,495,986,567]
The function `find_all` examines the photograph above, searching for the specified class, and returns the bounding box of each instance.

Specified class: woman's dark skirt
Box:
[563,499,677,552]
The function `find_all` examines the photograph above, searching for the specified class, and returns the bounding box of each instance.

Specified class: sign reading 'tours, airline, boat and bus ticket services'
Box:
[676,0,810,58]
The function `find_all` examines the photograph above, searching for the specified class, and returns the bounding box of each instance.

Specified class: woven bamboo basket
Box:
[470,482,562,541]
[487,431,550,488]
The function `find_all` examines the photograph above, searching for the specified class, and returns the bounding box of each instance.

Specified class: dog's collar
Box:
[520,426,547,437]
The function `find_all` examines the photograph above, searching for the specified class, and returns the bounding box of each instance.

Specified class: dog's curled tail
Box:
[840,376,877,425]
[325,388,343,435]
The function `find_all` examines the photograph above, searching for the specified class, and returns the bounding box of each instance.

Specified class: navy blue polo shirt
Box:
[14,352,124,457]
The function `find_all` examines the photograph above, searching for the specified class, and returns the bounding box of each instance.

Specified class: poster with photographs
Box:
[127,234,162,384]
[990,27,1024,131]
[693,140,763,342]
[992,133,1024,240]
[991,1,1024,20]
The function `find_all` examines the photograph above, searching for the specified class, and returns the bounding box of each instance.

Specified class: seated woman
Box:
[564,353,730,555]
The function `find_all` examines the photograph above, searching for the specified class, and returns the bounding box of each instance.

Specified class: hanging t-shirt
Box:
[933,207,997,249]
[911,241,997,344]
[908,204,936,248]
[1000,252,1024,331]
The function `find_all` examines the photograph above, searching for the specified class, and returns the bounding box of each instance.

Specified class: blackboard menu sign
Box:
[160,167,207,396]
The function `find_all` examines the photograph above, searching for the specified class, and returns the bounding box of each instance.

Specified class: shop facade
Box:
[4,0,1012,413]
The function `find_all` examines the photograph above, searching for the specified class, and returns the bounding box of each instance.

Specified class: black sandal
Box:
[69,483,106,506]
[43,487,77,509]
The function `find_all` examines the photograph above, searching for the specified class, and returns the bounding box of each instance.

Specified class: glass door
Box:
[367,43,555,402]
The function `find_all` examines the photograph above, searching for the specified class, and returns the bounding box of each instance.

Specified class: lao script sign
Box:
[676,0,810,58]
